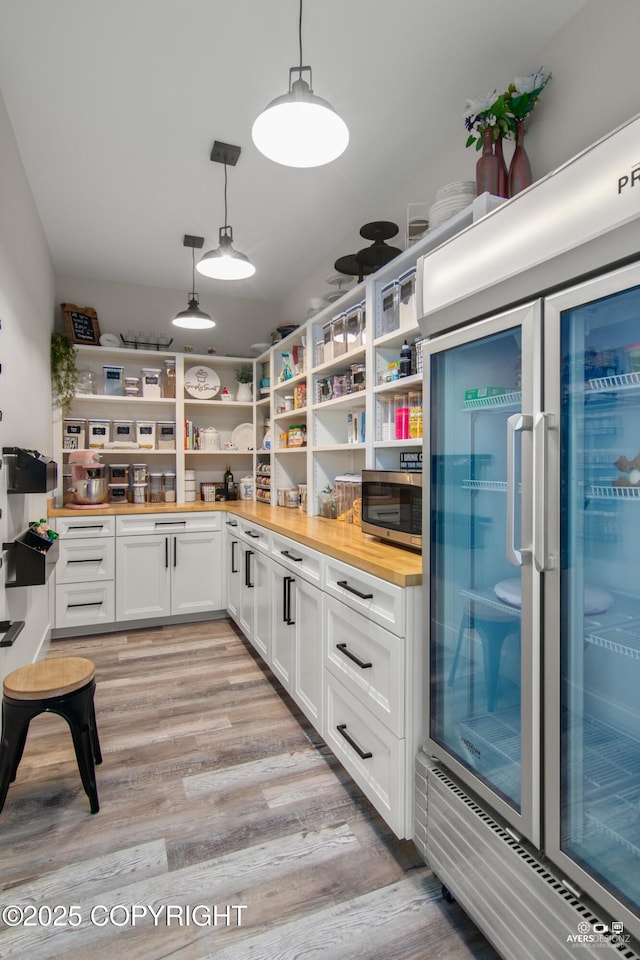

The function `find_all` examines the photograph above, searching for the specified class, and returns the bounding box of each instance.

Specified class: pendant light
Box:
[251,0,349,168]
[172,235,215,329]
[197,141,255,281]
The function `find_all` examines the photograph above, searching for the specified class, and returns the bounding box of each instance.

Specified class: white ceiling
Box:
[0,0,587,304]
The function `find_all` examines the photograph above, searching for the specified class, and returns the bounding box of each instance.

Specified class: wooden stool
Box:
[0,657,102,814]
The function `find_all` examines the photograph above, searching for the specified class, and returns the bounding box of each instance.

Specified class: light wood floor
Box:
[0,620,500,960]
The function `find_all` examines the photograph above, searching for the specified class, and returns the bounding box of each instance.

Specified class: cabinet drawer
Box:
[56,538,115,583]
[324,557,404,636]
[55,515,115,539]
[323,672,404,837]
[271,532,323,585]
[237,520,271,553]
[116,512,221,536]
[55,581,115,629]
[325,595,404,736]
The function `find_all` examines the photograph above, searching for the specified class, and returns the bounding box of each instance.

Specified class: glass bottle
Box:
[399,340,412,378]
[223,463,235,500]
[262,419,272,450]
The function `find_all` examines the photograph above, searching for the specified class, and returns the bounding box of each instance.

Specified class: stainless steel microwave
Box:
[361,470,422,550]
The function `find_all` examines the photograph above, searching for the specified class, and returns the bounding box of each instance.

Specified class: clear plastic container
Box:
[140,368,162,398]
[331,313,347,356]
[108,483,129,504]
[380,396,395,441]
[322,321,334,362]
[408,391,423,439]
[132,483,147,504]
[131,463,148,484]
[63,418,86,450]
[381,280,399,336]
[111,419,135,443]
[108,463,129,484]
[148,473,163,503]
[162,472,176,502]
[398,268,417,328]
[136,420,156,449]
[103,365,124,396]
[163,360,176,398]
[157,421,176,449]
[88,419,110,449]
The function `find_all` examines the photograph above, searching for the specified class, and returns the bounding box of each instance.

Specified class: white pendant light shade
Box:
[197,228,256,281]
[252,76,349,168]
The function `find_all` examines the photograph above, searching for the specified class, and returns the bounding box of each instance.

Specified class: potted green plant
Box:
[234,364,253,402]
[51,332,78,413]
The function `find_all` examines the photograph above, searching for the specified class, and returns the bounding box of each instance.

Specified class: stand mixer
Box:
[67,451,109,507]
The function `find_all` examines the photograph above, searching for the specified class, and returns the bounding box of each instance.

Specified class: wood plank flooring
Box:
[0,620,501,960]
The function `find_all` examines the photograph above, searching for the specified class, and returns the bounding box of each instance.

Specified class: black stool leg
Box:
[89,697,102,766]
[56,684,99,814]
[0,699,37,814]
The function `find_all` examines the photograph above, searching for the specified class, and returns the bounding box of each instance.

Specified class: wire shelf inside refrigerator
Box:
[584,594,640,658]
[589,484,640,500]
[462,390,522,411]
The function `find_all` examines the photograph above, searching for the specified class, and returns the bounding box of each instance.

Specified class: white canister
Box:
[239,476,254,500]
[201,427,220,451]
[136,420,156,449]
[140,368,162,398]
[185,489,196,502]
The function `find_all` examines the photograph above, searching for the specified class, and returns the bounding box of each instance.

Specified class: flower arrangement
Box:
[465,67,551,149]
[234,363,253,383]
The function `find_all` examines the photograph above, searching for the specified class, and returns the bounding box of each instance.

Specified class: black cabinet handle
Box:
[225,519,238,527]
[336,643,372,669]
[231,540,238,573]
[281,550,303,562]
[245,549,254,588]
[70,524,104,530]
[173,536,177,567]
[283,575,295,624]
[246,530,260,539]
[336,724,372,759]
[337,580,373,600]
[155,520,186,526]
[67,601,103,609]
[165,536,169,568]
[0,620,25,648]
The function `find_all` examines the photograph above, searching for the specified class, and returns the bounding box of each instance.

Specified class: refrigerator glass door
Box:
[554,274,640,924]
[426,302,540,840]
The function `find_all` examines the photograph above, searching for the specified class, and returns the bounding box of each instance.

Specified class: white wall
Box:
[0,90,56,679]
[279,0,640,325]
[55,274,281,359]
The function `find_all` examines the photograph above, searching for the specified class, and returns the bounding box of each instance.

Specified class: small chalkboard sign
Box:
[61,303,101,345]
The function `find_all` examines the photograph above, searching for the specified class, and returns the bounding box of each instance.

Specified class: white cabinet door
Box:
[238,542,256,638]
[252,550,273,663]
[225,528,242,624]
[292,576,323,729]
[271,562,295,693]
[171,531,222,615]
[116,534,171,621]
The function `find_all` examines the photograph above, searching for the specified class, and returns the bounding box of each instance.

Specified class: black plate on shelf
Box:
[359,220,399,242]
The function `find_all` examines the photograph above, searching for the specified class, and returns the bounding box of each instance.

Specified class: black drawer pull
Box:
[225,519,238,527]
[0,620,25,648]
[284,576,295,624]
[154,520,187,526]
[245,549,254,588]
[336,724,372,760]
[70,524,104,530]
[231,540,238,573]
[246,530,260,539]
[68,558,102,564]
[281,550,303,562]
[336,580,373,600]
[336,643,372,669]
[67,601,103,608]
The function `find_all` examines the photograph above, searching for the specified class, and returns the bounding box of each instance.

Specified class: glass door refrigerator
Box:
[423,260,640,954]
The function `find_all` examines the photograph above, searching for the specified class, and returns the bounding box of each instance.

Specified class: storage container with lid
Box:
[131,463,148,484]
[88,419,110,449]
[108,483,129,504]
[148,473,163,503]
[322,320,334,362]
[163,359,176,398]
[156,421,176,449]
[136,420,156,449]
[63,418,86,450]
[108,463,129,483]
[398,268,417,328]
[103,365,124,396]
[140,368,162,398]
[331,312,347,356]
[125,376,140,396]
[132,483,147,504]
[111,419,135,444]
[380,280,399,336]
[345,304,364,348]
[162,472,176,502]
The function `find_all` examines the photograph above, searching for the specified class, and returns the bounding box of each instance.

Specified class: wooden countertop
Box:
[48,499,423,587]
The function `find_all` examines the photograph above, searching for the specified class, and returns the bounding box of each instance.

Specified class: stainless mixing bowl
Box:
[69,477,109,504]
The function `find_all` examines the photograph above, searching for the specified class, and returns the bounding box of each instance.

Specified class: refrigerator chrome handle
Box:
[506,413,532,567]
[534,412,556,572]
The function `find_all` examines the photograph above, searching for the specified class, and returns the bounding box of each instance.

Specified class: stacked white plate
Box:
[429,180,477,229]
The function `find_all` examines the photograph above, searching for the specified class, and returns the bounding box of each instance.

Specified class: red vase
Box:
[508,120,532,197]
[475,128,500,197]
[494,134,508,198]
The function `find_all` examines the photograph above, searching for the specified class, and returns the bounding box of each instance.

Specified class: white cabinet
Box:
[115,513,222,622]
[224,517,242,623]
[224,514,273,662]
[53,514,116,630]
[271,559,323,729]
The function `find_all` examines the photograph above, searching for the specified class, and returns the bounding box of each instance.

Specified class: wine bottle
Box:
[399,340,412,378]
[223,463,234,500]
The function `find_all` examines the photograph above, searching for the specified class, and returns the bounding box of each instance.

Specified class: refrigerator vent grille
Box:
[425,762,639,960]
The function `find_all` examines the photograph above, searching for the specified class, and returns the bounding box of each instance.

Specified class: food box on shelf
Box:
[464,387,507,402]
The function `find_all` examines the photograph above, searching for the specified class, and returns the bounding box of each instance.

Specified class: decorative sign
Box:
[184,366,221,399]
[61,303,101,345]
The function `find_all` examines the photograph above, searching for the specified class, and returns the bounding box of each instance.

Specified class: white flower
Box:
[464,90,498,117]
[513,67,551,95]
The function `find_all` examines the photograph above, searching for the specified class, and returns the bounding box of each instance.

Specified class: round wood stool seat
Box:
[4,657,95,700]
[0,656,101,815]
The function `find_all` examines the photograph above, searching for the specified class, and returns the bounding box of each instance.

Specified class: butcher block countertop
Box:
[48,499,423,587]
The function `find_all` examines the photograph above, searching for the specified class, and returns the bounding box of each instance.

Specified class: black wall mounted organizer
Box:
[3,447,58,494]
[3,530,59,588]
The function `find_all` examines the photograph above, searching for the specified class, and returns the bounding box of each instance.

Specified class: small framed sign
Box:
[61,303,101,345]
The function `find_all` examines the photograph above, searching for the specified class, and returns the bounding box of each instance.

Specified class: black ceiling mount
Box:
[359,220,398,242]
[334,253,375,282]
[183,235,204,249]
[210,141,241,166]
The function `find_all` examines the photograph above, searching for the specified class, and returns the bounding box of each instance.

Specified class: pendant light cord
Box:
[223,162,228,230]
[298,0,303,76]
[190,245,196,298]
